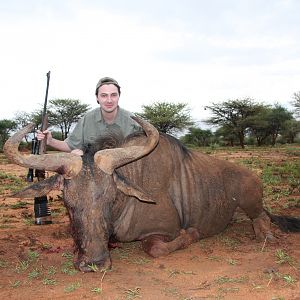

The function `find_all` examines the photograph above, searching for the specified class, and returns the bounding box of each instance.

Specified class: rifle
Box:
[27,71,52,225]
[26,140,37,182]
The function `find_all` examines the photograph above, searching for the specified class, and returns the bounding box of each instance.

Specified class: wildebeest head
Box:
[4,117,159,272]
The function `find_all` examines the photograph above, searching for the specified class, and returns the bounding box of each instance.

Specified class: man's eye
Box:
[111,93,118,97]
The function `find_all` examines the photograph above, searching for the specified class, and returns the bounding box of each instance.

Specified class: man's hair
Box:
[95,77,121,96]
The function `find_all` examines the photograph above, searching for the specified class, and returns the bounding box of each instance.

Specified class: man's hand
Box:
[36,129,53,145]
[71,149,83,156]
[36,130,72,153]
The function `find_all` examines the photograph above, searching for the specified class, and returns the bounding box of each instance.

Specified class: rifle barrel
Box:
[40,71,50,132]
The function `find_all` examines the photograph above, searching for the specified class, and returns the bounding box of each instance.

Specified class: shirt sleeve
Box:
[121,110,142,136]
[64,117,85,150]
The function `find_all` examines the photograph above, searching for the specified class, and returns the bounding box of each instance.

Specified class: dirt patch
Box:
[0,149,299,300]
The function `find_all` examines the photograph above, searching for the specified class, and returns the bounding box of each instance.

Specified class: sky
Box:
[1,0,300,127]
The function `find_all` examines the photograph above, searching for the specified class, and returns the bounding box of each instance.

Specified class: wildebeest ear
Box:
[11,174,64,198]
[113,172,156,204]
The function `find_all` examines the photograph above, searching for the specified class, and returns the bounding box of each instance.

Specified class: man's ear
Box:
[97,100,99,104]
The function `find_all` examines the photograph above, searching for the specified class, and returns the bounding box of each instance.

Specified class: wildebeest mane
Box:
[82,132,123,167]
[81,129,192,168]
[161,133,192,158]
[124,131,192,159]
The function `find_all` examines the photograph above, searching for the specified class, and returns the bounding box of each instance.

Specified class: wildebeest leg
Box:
[239,200,274,241]
[141,228,200,258]
[236,180,275,241]
[252,211,275,241]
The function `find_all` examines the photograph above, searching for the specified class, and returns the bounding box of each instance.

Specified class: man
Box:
[37,77,140,154]
[35,77,140,225]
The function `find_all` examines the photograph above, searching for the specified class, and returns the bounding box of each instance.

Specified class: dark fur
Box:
[265,209,300,232]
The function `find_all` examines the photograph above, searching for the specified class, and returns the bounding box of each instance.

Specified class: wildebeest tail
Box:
[264,209,300,232]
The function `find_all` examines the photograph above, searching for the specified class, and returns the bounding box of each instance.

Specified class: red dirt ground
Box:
[0,149,299,300]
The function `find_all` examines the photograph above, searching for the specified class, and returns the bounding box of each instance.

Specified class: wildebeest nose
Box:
[76,256,112,273]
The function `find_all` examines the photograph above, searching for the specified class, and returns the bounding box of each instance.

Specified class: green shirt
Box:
[65,107,141,150]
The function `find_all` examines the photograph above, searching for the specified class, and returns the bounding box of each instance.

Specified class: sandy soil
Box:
[0,149,299,300]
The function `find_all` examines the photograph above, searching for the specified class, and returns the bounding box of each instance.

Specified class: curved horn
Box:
[4,123,82,178]
[94,116,159,175]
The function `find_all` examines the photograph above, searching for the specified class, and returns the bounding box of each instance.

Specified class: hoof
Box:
[257,232,278,246]
[186,227,200,241]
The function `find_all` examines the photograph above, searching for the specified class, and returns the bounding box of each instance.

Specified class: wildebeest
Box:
[4,117,300,272]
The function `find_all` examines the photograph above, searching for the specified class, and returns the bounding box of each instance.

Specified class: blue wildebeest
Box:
[4,117,300,272]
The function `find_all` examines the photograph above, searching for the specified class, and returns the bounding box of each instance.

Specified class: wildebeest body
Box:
[107,134,262,241]
[4,117,300,272]
[61,132,265,270]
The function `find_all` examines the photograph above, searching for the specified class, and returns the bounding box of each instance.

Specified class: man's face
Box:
[97,84,120,113]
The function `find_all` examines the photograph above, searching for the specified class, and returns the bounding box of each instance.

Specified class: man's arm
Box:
[37,130,72,152]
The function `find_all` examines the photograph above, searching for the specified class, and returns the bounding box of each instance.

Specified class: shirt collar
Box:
[97,106,120,124]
